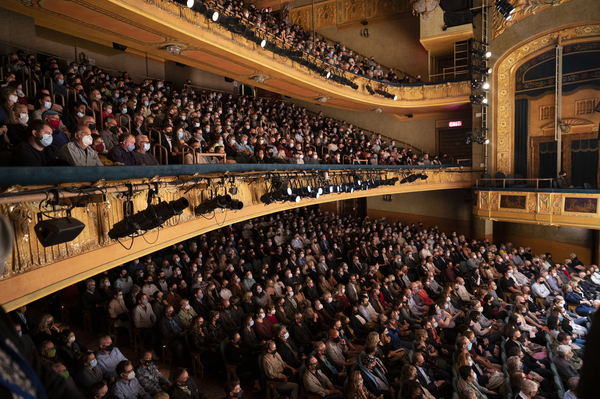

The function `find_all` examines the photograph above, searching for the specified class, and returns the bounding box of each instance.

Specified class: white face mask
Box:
[127,371,135,380]
[69,336,76,344]
[82,135,93,146]
[18,113,29,124]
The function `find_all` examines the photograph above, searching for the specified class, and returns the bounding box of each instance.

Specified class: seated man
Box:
[10,119,65,166]
[59,124,103,166]
[167,367,206,399]
[133,134,158,165]
[262,341,299,399]
[325,328,356,369]
[134,350,170,396]
[457,365,499,399]
[413,352,451,399]
[303,355,344,399]
[108,132,141,165]
[110,360,151,399]
[360,354,395,399]
[96,336,128,380]
[554,345,580,381]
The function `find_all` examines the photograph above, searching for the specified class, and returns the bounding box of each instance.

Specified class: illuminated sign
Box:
[449,121,463,127]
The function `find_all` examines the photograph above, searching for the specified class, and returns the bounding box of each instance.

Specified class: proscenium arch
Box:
[493,22,600,175]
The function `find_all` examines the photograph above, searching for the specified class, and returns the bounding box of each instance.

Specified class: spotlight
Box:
[495,0,515,20]
[186,0,194,7]
[35,212,85,247]
[470,94,488,106]
[471,48,491,59]
[195,195,232,215]
[109,198,189,239]
[483,82,490,90]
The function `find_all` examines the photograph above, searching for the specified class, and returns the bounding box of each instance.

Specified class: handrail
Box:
[476,178,555,189]
[156,1,465,94]
[0,164,470,188]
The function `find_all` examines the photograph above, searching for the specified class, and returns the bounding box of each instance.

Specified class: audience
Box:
[2,49,446,168]
[8,206,596,399]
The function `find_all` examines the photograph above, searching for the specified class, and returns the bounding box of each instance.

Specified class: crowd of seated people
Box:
[210,0,421,84]
[10,205,594,398]
[0,50,443,168]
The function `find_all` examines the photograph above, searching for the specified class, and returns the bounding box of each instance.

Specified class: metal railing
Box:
[475,178,555,189]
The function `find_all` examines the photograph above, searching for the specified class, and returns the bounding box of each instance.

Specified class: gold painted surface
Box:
[492,0,575,40]
[0,168,471,310]
[494,23,600,175]
[288,0,412,30]
[474,190,600,229]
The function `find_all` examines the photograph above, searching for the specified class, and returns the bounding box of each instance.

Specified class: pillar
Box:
[473,218,493,242]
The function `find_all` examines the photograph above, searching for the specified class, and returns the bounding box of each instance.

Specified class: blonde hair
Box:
[7,103,28,125]
[455,352,471,372]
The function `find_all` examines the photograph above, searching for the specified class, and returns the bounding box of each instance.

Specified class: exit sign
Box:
[449,121,462,127]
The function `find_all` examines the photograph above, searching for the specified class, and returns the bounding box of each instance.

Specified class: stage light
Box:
[109,197,189,239]
[483,82,490,90]
[495,0,515,20]
[35,213,85,247]
[195,195,233,215]
[186,0,194,7]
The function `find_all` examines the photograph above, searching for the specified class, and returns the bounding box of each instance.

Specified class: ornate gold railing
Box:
[0,165,471,309]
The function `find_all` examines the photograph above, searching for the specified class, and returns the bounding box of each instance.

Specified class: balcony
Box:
[474,187,600,230]
[3,0,471,115]
[0,164,471,309]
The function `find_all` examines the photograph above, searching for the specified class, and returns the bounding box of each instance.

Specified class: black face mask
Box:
[144,360,152,366]
[89,123,96,131]
[104,344,114,352]
[333,337,341,343]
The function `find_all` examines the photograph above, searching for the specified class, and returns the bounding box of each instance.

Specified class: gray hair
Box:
[521,380,538,395]
[557,344,571,357]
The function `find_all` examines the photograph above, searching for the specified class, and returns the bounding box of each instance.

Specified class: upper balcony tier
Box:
[4,0,471,116]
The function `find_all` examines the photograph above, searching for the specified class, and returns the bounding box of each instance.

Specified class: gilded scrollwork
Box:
[480,192,490,210]
[527,194,537,213]
[538,193,550,212]
[552,194,562,214]
[490,192,500,211]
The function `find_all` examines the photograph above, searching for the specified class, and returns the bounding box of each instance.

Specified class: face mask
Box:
[19,113,29,124]
[47,348,56,358]
[9,94,19,103]
[127,371,135,380]
[81,135,93,146]
[467,343,472,351]
[178,132,184,139]
[121,108,127,114]
[95,143,105,152]
[126,144,135,152]
[69,336,76,344]
[90,359,98,368]
[143,143,151,152]
[249,320,254,327]
[60,370,70,379]
[48,120,60,130]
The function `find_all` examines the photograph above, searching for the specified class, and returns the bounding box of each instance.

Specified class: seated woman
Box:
[506,355,552,399]
[347,370,384,399]
[399,364,435,399]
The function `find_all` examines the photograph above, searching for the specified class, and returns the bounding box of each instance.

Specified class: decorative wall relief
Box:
[492,0,575,40]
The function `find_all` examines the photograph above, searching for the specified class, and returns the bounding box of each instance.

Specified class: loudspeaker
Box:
[35,217,85,247]
[224,77,234,83]
[112,43,128,51]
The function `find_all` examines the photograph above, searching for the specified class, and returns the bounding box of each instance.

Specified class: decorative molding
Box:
[494,23,600,175]
[492,0,575,40]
